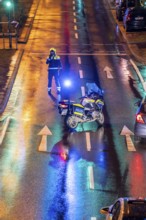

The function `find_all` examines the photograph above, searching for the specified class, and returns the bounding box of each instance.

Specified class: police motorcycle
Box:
[58,83,104,129]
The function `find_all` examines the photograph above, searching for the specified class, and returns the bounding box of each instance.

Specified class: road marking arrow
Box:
[104,66,113,79]
[38,126,52,152]
[120,125,136,152]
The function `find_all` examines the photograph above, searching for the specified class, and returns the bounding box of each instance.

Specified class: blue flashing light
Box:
[64,79,72,87]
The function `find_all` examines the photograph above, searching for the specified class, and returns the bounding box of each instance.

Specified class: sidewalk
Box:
[0,0,39,116]
[0,49,23,114]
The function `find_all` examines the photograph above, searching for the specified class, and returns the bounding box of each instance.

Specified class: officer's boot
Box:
[48,87,51,95]
[57,87,61,94]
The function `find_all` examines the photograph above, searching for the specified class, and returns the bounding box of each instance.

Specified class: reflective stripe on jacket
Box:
[46,55,62,69]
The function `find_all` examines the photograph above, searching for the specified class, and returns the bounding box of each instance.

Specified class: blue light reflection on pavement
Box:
[48,158,68,219]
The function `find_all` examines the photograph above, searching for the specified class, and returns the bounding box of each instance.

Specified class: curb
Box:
[0,0,40,114]
[123,38,146,65]
[107,2,146,65]
[0,49,24,114]
[18,0,40,44]
[18,18,33,44]
[129,45,146,65]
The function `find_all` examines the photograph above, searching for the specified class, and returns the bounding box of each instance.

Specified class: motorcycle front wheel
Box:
[65,115,78,129]
[97,113,104,125]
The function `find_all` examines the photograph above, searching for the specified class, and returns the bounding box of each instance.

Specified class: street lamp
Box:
[6,1,11,7]
[5,0,15,19]
[140,0,146,6]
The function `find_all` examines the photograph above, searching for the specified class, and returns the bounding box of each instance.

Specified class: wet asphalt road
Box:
[0,0,146,219]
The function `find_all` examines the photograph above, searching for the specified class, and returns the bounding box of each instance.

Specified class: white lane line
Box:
[126,135,136,152]
[73,12,76,16]
[86,132,91,151]
[73,6,75,10]
[73,0,75,4]
[81,86,86,96]
[88,166,95,189]
[74,18,77,23]
[91,218,97,220]
[130,59,146,91]
[75,33,78,39]
[74,25,77,30]
[79,69,83,78]
[78,56,81,64]
[0,116,11,145]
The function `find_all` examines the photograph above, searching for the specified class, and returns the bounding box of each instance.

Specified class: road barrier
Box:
[0,21,18,49]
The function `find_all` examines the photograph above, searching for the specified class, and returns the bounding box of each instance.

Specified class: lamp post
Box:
[6,1,12,48]
[5,0,15,48]
[11,0,15,19]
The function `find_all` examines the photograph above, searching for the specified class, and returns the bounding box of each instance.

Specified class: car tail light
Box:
[127,14,131,21]
[60,152,68,160]
[136,114,144,124]
[60,104,67,108]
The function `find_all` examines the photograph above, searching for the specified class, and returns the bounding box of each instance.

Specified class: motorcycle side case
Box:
[58,100,74,116]
[58,102,68,115]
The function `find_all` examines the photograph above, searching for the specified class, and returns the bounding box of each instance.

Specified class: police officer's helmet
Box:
[50,48,56,53]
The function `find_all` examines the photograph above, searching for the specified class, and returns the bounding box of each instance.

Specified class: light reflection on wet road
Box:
[0,0,146,219]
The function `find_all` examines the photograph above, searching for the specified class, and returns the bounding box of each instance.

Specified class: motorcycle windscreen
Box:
[86,82,103,96]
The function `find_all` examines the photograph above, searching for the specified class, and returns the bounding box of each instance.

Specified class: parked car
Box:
[116,0,136,21]
[100,197,146,219]
[134,97,146,141]
[123,6,146,31]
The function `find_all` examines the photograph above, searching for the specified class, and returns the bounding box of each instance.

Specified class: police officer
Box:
[46,48,62,94]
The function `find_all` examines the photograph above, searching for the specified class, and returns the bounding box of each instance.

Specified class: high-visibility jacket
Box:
[46,55,62,70]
